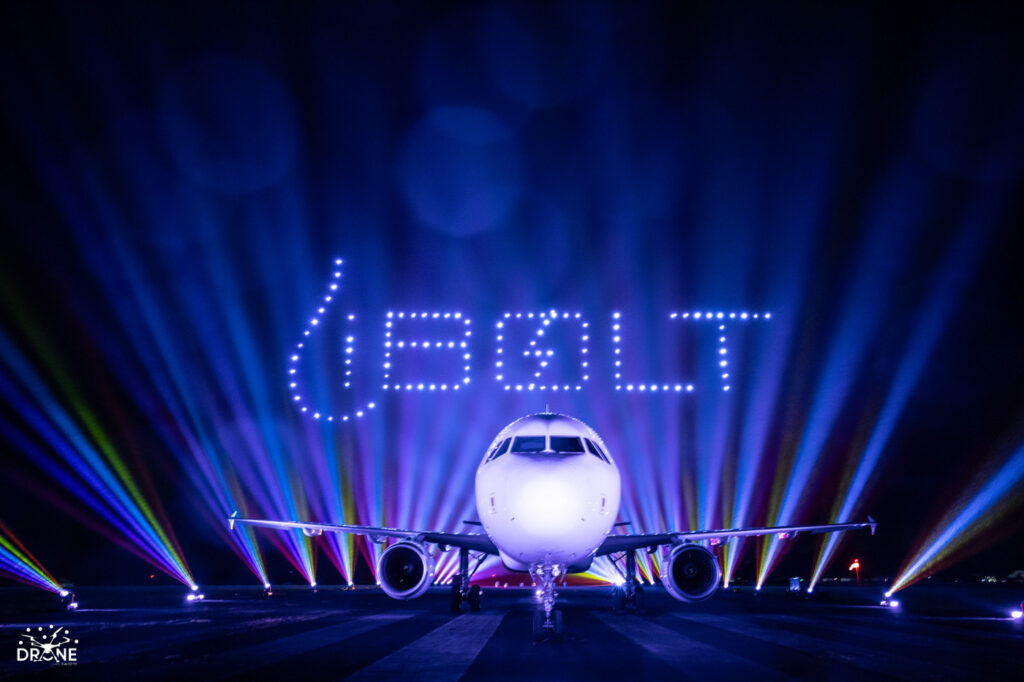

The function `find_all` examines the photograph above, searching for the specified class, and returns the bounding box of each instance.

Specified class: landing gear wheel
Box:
[633,584,646,613]
[468,584,481,612]
[449,582,462,612]
[532,609,544,639]
[553,609,563,636]
[612,587,625,612]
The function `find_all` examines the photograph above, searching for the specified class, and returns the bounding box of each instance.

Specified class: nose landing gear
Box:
[530,563,564,639]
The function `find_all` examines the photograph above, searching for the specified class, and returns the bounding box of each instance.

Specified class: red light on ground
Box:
[849,560,860,571]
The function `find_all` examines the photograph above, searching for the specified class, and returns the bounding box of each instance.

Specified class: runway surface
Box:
[0,584,1021,680]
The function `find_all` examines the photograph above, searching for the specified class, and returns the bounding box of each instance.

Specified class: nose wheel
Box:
[532,607,563,638]
[530,562,564,639]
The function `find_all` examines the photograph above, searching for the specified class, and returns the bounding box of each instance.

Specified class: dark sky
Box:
[0,0,1022,587]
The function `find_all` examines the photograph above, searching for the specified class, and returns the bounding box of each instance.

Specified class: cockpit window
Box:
[549,436,585,453]
[511,436,547,452]
[585,438,610,463]
[487,437,512,462]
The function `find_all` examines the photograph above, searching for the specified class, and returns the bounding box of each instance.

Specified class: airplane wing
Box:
[228,512,498,554]
[595,517,876,556]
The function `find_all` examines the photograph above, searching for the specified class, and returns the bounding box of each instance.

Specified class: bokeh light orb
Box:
[399,107,522,236]
[158,56,299,194]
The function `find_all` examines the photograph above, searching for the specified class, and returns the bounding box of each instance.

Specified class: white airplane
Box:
[230,412,876,636]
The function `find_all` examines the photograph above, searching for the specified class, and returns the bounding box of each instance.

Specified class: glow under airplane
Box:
[230,412,876,636]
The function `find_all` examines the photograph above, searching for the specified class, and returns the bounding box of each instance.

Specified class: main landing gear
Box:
[450,547,482,613]
[530,563,564,639]
[612,548,646,613]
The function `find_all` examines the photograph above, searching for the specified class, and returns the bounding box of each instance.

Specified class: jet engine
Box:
[377,542,435,599]
[661,544,721,602]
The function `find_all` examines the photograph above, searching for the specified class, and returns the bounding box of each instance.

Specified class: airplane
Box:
[230,412,876,637]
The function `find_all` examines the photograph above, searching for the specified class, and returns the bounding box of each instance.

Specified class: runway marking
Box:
[593,612,787,681]
[345,613,504,681]
[193,612,415,680]
[675,613,970,681]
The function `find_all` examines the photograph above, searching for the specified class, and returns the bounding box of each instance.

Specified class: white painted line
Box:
[347,613,504,681]
[595,612,786,681]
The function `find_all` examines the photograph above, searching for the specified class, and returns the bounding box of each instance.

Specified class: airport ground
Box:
[0,583,1021,680]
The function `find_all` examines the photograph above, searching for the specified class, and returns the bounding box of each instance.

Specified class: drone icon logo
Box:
[16,625,78,665]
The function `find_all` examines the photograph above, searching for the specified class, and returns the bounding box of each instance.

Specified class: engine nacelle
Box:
[377,542,435,599]
[661,544,721,603]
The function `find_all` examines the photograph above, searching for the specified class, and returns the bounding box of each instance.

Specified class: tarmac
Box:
[0,583,1021,680]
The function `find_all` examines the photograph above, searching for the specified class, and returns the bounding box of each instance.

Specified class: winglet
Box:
[867,516,877,536]
[229,511,239,531]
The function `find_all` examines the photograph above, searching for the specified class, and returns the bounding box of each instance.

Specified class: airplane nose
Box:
[512,474,585,538]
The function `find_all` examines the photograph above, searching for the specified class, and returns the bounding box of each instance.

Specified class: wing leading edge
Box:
[596,517,876,556]
[228,513,498,554]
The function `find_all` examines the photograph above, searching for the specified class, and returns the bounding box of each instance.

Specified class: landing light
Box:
[1011,610,1023,620]
[59,589,69,598]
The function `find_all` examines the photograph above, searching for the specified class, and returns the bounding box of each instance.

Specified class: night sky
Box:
[1,1,1023,589]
